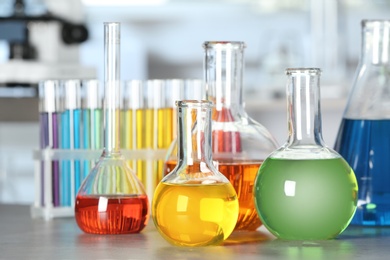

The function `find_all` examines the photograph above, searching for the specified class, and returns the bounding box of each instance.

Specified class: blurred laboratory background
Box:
[0,0,389,204]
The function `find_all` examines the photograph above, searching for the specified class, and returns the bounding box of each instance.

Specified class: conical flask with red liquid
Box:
[75,22,149,234]
[164,41,278,231]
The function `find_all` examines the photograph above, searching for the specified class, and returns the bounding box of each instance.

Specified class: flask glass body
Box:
[254,68,358,240]
[165,41,278,231]
[153,100,239,246]
[334,20,390,226]
[75,22,149,235]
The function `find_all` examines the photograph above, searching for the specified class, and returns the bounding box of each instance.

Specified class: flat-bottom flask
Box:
[334,20,390,226]
[75,152,149,234]
[254,68,358,240]
[75,22,149,234]
[152,100,239,246]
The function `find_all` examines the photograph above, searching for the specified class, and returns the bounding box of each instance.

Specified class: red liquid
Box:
[212,107,242,153]
[165,160,261,231]
[75,195,149,234]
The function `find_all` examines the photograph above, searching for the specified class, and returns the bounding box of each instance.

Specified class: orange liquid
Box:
[165,160,262,231]
[75,195,149,234]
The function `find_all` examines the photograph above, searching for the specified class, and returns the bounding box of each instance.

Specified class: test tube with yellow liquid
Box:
[146,80,165,198]
[121,80,144,178]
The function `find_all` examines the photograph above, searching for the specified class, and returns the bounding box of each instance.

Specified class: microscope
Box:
[0,0,96,96]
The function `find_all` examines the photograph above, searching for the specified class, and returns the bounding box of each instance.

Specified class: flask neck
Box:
[103,23,121,154]
[286,68,324,147]
[203,41,245,111]
[361,20,390,65]
[176,100,213,168]
[103,81,121,154]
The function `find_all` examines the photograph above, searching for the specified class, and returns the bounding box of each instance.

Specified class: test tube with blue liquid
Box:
[39,80,61,207]
[82,79,103,179]
[60,79,82,206]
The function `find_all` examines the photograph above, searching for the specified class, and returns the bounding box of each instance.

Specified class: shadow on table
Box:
[338,225,390,239]
[76,231,148,246]
[258,239,356,259]
[222,229,274,245]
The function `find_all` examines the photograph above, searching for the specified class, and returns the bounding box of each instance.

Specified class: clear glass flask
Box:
[334,20,390,226]
[164,41,278,231]
[254,68,358,240]
[153,100,239,247]
[75,22,149,234]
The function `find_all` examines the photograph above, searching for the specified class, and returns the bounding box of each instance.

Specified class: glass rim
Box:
[362,19,390,27]
[176,100,212,108]
[285,68,321,75]
[202,41,246,49]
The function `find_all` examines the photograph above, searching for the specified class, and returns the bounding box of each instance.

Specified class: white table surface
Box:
[1,204,390,260]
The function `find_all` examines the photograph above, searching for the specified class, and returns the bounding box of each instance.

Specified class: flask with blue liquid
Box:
[334,20,390,226]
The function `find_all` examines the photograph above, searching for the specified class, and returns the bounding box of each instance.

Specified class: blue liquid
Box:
[60,109,82,206]
[61,110,71,206]
[334,118,390,225]
[73,109,82,195]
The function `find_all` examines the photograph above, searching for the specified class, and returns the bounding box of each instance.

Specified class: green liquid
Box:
[254,157,358,240]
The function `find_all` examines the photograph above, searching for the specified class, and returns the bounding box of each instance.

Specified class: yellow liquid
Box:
[121,108,177,196]
[121,109,135,170]
[152,182,239,247]
[156,107,175,185]
[121,109,134,149]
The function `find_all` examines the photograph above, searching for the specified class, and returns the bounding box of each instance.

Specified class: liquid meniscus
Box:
[254,157,358,240]
[75,194,149,234]
[152,182,239,246]
[335,118,390,225]
[165,160,262,231]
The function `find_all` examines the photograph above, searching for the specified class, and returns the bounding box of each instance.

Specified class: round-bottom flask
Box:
[164,41,278,231]
[254,68,358,240]
[153,100,239,246]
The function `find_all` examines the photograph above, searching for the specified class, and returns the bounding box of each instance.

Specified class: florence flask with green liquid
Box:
[254,68,358,240]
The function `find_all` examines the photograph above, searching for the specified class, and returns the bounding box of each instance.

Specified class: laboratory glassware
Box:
[39,80,61,207]
[81,79,103,179]
[153,100,239,247]
[60,79,82,206]
[334,20,390,226]
[165,41,278,231]
[254,68,358,240]
[75,22,149,234]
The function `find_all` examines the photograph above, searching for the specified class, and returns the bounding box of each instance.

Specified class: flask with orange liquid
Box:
[165,41,278,231]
